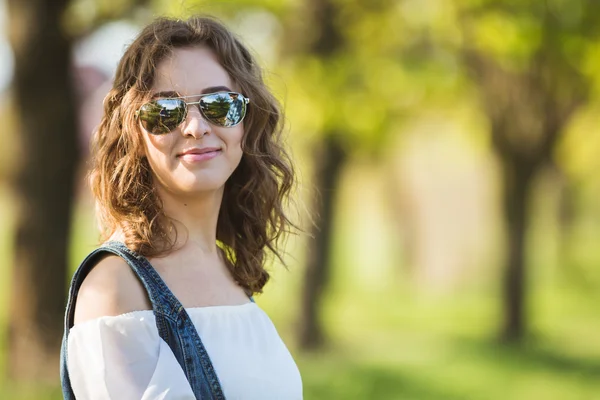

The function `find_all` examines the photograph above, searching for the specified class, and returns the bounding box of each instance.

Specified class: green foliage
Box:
[154,0,291,21]
[468,11,541,70]
[455,0,600,90]
[64,0,145,36]
[278,0,458,157]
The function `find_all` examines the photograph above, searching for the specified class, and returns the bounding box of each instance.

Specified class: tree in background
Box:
[280,0,415,348]
[452,0,600,341]
[284,0,600,345]
[6,0,79,381]
[287,0,347,350]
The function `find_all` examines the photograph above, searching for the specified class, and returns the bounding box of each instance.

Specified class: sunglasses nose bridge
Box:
[183,101,204,120]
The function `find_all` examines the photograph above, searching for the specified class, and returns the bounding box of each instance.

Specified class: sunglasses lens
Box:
[200,93,247,127]
[138,99,186,134]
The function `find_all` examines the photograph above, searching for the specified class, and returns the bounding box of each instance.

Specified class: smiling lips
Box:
[178,147,222,162]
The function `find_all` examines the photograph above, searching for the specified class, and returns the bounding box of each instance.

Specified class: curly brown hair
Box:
[88,16,296,295]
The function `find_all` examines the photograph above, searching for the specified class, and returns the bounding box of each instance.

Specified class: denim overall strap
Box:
[60,241,230,400]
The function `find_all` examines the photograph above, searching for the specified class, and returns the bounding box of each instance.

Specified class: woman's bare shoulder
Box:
[73,254,151,325]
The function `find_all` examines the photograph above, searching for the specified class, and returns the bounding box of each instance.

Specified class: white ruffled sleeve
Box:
[67,311,196,400]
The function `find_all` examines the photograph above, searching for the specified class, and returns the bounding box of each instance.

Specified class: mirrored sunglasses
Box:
[135,91,250,135]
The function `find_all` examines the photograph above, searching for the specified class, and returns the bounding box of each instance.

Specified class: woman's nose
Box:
[181,106,211,138]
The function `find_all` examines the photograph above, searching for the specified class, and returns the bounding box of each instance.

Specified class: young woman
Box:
[60,16,302,399]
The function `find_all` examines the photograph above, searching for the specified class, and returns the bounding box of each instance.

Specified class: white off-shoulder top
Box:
[67,302,303,399]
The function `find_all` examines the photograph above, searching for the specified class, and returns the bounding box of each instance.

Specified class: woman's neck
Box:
[157,185,224,253]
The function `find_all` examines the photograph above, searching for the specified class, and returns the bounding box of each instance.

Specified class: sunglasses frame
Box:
[135,91,250,134]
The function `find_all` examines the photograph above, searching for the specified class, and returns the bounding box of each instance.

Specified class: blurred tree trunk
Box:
[293,0,346,349]
[464,42,586,341]
[6,0,78,381]
[498,154,535,341]
[299,136,346,349]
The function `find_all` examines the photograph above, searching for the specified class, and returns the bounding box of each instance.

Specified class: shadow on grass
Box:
[300,356,468,400]
[453,336,600,380]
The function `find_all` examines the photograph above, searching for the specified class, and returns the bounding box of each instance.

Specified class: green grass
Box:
[288,288,600,399]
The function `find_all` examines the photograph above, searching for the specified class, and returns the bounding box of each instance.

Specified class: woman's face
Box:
[140,46,245,197]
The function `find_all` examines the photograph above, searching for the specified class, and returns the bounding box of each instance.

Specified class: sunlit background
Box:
[2,0,600,399]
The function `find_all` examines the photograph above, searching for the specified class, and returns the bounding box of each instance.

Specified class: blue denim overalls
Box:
[60,240,254,399]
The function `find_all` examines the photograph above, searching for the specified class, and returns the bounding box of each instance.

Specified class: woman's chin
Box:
[177,181,225,195]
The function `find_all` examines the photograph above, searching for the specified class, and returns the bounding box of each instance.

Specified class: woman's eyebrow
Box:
[151,86,232,99]
[201,85,232,94]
